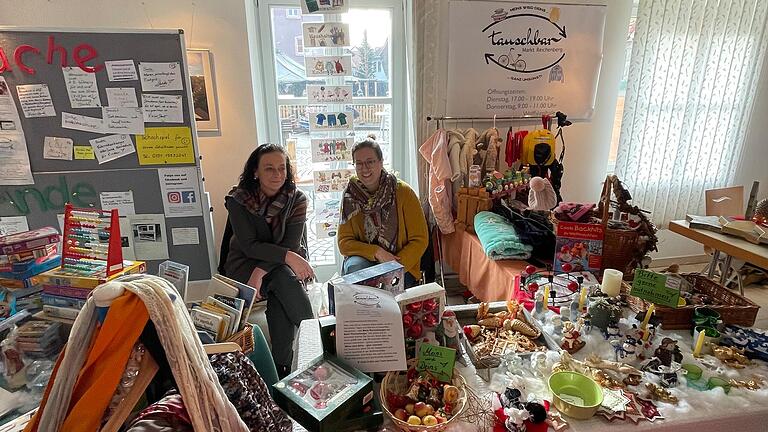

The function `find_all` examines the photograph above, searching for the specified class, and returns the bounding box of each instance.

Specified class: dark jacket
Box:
[219,191,308,284]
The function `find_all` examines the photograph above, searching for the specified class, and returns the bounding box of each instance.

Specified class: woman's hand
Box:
[286,251,315,281]
[247,267,267,300]
[374,247,400,263]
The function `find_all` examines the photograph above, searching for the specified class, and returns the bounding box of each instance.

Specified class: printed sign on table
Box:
[305,55,352,77]
[302,22,350,48]
[309,111,353,132]
[314,169,353,193]
[446,2,606,119]
[307,85,353,104]
[311,137,353,162]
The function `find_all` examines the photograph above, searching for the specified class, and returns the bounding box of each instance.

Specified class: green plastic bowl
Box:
[548,371,604,419]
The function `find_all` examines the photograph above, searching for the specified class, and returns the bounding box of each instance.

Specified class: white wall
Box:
[1,0,259,258]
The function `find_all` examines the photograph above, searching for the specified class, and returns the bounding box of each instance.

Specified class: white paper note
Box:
[89,134,135,164]
[99,191,136,216]
[105,60,139,81]
[61,112,103,133]
[102,107,144,134]
[139,62,183,92]
[43,136,74,160]
[141,94,183,123]
[335,284,407,372]
[128,214,170,260]
[62,67,101,108]
[106,87,139,108]
[118,217,136,260]
[0,77,34,185]
[171,227,200,245]
[16,84,56,118]
[0,216,29,236]
[157,167,203,217]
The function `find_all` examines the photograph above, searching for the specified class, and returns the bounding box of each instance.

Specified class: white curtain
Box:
[615,0,768,226]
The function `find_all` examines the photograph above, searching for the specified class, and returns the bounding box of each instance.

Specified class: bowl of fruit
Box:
[381,362,467,431]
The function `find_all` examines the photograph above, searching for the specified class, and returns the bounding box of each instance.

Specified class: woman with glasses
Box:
[220,143,314,377]
[338,135,428,287]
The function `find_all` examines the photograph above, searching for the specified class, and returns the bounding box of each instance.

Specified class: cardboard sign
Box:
[630,269,681,308]
[416,343,456,382]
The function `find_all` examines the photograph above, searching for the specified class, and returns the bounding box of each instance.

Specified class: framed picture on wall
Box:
[186,49,219,132]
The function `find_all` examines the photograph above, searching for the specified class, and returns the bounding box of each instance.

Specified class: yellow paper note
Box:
[73,145,95,160]
[135,127,195,165]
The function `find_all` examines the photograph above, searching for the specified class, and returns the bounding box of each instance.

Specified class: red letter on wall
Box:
[47,35,68,67]
[0,48,10,73]
[73,43,103,73]
[14,45,41,74]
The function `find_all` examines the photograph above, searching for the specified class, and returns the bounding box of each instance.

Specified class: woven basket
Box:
[599,176,641,279]
[623,274,760,329]
[226,322,255,354]
[380,364,468,432]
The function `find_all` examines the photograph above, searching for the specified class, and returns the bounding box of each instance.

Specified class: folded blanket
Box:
[474,211,533,260]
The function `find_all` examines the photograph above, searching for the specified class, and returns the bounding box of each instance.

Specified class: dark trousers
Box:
[342,256,417,287]
[261,264,314,368]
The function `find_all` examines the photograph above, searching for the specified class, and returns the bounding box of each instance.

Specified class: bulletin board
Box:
[0,29,216,280]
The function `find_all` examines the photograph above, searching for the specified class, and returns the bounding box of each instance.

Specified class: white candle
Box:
[601,269,623,297]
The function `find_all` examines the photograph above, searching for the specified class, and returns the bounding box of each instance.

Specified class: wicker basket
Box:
[623,274,760,329]
[599,176,641,279]
[380,364,468,432]
[226,322,255,354]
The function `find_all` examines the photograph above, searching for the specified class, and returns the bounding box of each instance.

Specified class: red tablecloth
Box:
[442,229,527,302]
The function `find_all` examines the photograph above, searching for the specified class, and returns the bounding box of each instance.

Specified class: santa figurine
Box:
[437,310,460,350]
[560,321,585,353]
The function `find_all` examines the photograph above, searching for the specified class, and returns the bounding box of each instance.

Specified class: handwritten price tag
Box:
[630,269,681,308]
[416,343,456,383]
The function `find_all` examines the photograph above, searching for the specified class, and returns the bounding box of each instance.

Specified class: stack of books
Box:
[35,260,146,321]
[0,228,62,320]
[15,320,65,359]
[189,274,257,343]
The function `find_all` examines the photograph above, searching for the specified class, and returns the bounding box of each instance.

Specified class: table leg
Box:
[708,250,720,279]
[720,255,733,285]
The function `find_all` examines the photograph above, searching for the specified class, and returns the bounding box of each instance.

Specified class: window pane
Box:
[342,9,392,98]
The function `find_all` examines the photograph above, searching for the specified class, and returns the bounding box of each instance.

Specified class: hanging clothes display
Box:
[419,128,455,234]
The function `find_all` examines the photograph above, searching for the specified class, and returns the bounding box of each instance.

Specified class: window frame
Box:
[293,35,304,55]
[251,0,410,184]
[285,7,301,19]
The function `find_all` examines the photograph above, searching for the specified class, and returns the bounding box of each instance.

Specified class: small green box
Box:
[273,353,374,432]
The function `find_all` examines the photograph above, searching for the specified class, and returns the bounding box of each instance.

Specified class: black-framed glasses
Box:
[354,159,380,169]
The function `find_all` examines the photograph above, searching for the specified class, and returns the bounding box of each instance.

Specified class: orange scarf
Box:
[25,292,149,432]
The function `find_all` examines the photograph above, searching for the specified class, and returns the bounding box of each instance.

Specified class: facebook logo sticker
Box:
[181,191,196,203]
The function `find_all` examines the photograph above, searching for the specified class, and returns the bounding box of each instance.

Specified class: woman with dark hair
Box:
[221,143,314,377]
[338,135,428,287]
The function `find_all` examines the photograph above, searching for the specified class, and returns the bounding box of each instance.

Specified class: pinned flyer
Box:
[63,67,102,108]
[139,62,183,92]
[16,84,56,118]
[43,137,74,161]
[62,112,103,133]
[102,107,145,134]
[158,167,203,217]
[106,88,139,108]
[73,146,96,160]
[128,214,170,260]
[142,94,183,123]
[89,134,136,164]
[105,60,139,81]
[135,127,194,165]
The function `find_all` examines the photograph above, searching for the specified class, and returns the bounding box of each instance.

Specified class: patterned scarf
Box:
[228,183,297,243]
[340,171,399,253]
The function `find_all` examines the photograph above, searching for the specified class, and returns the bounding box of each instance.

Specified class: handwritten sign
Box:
[63,67,101,108]
[62,112,103,133]
[139,62,183,91]
[106,87,139,108]
[135,127,194,165]
[630,269,681,308]
[16,84,56,118]
[102,107,144,134]
[43,137,73,160]
[142,94,183,123]
[73,145,95,160]
[416,343,456,382]
[89,134,136,164]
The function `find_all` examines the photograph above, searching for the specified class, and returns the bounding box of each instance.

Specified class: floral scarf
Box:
[228,183,298,243]
[340,171,399,253]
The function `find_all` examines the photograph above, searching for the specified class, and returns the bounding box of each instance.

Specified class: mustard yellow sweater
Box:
[337,181,428,279]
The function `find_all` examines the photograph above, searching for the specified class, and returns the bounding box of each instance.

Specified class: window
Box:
[285,8,301,19]
[294,35,304,55]
[607,1,639,173]
[252,0,405,278]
